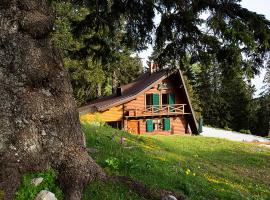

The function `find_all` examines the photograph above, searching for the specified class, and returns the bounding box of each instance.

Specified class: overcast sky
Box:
[139,0,269,97]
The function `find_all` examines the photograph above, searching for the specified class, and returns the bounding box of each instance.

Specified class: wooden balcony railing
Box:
[125,104,189,117]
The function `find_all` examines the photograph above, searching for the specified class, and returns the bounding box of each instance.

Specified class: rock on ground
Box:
[162,195,178,200]
[35,190,57,200]
[31,177,43,186]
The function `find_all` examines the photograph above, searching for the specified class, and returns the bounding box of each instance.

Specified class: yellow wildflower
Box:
[185,169,191,175]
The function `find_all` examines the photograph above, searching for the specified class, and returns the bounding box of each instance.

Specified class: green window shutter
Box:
[146,119,153,132]
[168,93,175,104]
[152,93,160,112]
[163,118,171,131]
[168,93,175,112]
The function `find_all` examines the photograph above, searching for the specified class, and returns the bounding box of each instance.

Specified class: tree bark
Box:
[0,0,105,199]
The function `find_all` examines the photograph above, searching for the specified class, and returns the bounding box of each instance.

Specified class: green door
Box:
[168,93,175,112]
[152,93,160,112]
[146,119,153,132]
[163,118,171,131]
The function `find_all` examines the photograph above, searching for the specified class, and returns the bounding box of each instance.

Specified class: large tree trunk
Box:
[0,0,105,199]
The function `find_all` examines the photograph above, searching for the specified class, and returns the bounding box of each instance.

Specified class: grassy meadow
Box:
[15,123,270,200]
[82,123,270,200]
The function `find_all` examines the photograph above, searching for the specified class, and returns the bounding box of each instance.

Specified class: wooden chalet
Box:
[79,67,198,135]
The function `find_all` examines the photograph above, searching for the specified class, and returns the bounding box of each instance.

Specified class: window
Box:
[146,119,164,132]
[162,93,175,105]
[153,119,163,130]
[146,94,153,106]
[146,93,160,112]
[162,93,176,112]
[107,121,122,129]
[162,93,169,105]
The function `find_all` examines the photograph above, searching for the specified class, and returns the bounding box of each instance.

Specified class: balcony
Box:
[125,104,190,118]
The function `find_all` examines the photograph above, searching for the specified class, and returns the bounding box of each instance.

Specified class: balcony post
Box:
[183,104,185,114]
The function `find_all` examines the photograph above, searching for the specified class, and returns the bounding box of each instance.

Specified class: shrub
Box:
[15,169,63,200]
[224,126,233,131]
[105,157,120,170]
[239,129,251,134]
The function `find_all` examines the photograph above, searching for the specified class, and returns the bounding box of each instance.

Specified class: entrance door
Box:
[127,120,139,134]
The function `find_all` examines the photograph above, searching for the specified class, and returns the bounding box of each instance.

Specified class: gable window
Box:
[146,93,160,112]
[162,93,176,105]
[162,93,169,105]
[162,93,176,112]
[146,94,153,106]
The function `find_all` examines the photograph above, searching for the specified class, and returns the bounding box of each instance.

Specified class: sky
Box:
[139,0,270,97]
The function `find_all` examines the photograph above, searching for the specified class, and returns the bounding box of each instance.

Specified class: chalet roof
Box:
[78,69,170,114]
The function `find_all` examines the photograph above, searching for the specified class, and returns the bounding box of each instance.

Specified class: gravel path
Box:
[201,126,270,147]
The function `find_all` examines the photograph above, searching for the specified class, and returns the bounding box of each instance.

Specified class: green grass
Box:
[82,123,270,200]
[15,169,63,200]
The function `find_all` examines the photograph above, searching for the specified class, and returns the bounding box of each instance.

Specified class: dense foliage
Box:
[51,1,143,106]
[68,0,270,71]
[250,69,270,136]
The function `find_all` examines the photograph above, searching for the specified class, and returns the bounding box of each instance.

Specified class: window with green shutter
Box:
[168,93,175,112]
[146,119,153,132]
[152,93,160,112]
[163,118,171,131]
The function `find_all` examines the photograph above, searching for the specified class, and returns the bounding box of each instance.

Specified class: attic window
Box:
[162,94,168,105]
[146,94,153,106]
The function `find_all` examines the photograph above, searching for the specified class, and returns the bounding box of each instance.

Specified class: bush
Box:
[224,126,233,131]
[15,169,63,200]
[239,129,251,134]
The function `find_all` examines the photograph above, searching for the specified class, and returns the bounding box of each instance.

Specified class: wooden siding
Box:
[80,105,123,122]
[132,116,187,135]
[171,116,187,134]
[124,76,188,115]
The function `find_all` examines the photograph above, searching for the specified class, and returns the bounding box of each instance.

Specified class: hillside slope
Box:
[82,124,270,200]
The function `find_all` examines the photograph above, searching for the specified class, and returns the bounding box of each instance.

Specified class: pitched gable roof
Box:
[78,69,198,134]
[78,69,170,114]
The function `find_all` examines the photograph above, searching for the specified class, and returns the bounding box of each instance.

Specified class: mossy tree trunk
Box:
[0,0,105,199]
